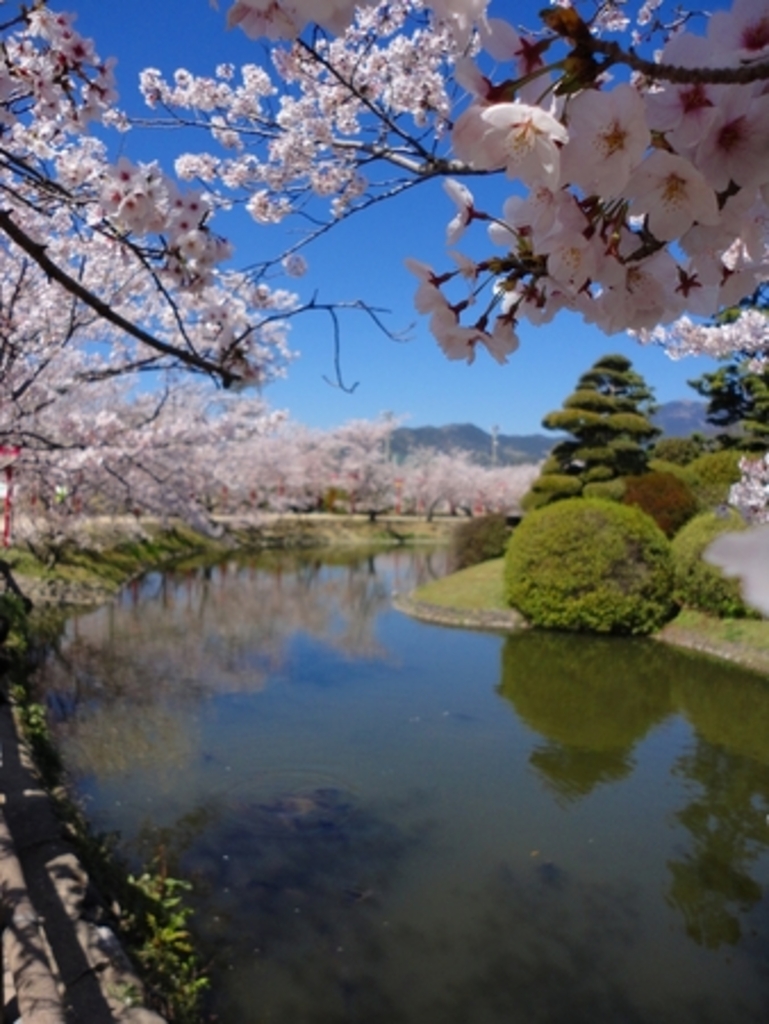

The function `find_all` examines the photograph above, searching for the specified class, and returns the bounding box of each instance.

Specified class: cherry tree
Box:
[3,0,769,602]
[397,447,538,518]
[11,383,285,556]
[215,421,335,512]
[129,0,769,370]
[4,1,769,411]
[325,417,397,518]
[0,3,301,403]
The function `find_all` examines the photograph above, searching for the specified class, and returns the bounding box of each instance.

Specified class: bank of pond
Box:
[18,546,769,1024]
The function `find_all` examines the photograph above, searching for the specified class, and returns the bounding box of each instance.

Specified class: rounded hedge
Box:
[680,450,742,509]
[671,509,756,617]
[505,498,676,634]
[622,470,698,537]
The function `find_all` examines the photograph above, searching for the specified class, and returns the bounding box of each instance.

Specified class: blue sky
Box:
[67,0,721,435]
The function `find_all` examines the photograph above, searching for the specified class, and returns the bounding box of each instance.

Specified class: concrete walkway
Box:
[0,698,165,1024]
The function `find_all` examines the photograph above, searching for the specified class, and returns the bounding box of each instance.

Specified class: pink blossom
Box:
[694,87,769,191]
[454,101,567,187]
[405,258,451,314]
[708,0,769,61]
[429,306,478,363]
[444,178,475,244]
[644,34,722,154]
[561,84,650,196]
[625,151,719,240]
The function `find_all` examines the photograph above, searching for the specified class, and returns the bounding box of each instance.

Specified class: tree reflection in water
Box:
[499,631,769,950]
[497,632,673,801]
[25,550,769,1023]
[34,548,447,779]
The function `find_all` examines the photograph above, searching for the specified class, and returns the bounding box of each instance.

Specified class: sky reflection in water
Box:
[35,549,769,1024]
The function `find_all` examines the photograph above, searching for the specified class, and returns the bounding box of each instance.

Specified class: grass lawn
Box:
[666,609,769,654]
[413,557,508,611]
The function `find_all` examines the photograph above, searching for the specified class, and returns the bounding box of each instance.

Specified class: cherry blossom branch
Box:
[591,39,769,84]
[0,210,237,385]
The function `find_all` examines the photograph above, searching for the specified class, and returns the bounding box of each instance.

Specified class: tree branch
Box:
[0,210,237,386]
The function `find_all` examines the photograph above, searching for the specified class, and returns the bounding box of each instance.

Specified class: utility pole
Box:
[383,410,394,462]
[491,424,499,467]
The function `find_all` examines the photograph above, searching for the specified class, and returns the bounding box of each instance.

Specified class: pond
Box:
[36,548,769,1024]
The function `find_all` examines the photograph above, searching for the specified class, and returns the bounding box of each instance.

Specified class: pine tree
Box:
[689,360,769,453]
[525,354,659,508]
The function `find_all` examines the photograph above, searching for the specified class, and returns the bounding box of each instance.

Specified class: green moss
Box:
[505,498,676,634]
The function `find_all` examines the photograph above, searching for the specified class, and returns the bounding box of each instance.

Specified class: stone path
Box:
[0,699,166,1024]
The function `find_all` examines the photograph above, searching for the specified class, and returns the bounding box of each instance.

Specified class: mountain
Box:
[651,400,716,437]
[391,403,716,466]
[391,424,555,466]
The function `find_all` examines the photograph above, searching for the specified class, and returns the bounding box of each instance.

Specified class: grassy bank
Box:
[7,520,232,607]
[409,558,769,675]
[6,513,455,608]
[412,557,508,611]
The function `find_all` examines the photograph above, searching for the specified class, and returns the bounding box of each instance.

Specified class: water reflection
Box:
[499,631,769,954]
[498,632,673,800]
[36,549,446,779]
[32,550,769,1022]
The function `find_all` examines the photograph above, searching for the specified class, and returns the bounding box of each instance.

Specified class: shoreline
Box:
[395,586,769,679]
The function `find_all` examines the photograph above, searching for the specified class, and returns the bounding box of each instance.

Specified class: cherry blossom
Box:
[3,0,769,533]
[624,151,720,241]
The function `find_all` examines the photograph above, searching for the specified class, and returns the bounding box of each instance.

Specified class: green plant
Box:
[125,860,210,1022]
[451,513,511,570]
[522,473,582,510]
[530,354,659,507]
[671,509,756,617]
[622,471,699,537]
[689,358,769,451]
[0,591,32,655]
[505,498,676,634]
[680,450,743,509]
[8,599,211,1023]
[582,478,626,501]
[651,435,709,465]
[12,695,63,787]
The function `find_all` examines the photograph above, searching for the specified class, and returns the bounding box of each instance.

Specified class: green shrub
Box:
[671,509,756,617]
[583,479,626,501]
[451,513,511,571]
[0,592,31,655]
[505,498,675,634]
[680,450,742,509]
[622,471,698,537]
[651,436,707,466]
[647,458,690,478]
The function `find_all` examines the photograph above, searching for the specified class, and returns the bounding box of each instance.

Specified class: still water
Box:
[36,548,769,1023]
